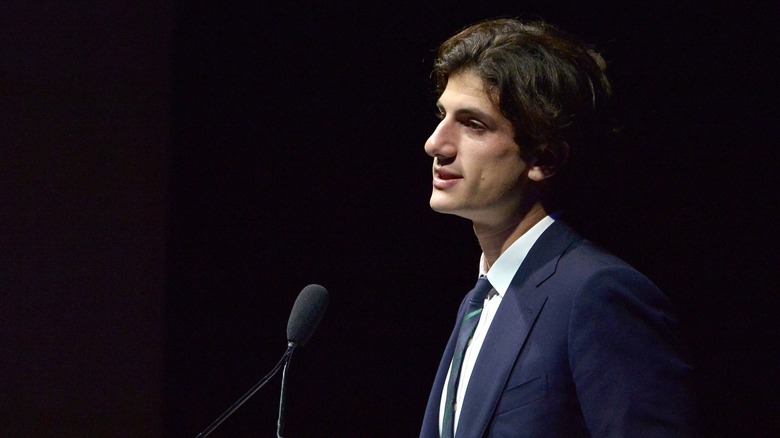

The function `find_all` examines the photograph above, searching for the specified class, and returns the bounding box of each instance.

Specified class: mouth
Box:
[436,168,460,179]
[432,168,462,189]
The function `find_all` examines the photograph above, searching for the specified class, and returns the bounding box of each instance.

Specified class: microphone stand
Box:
[196,342,297,438]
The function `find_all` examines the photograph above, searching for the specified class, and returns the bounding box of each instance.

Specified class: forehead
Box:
[438,71,501,114]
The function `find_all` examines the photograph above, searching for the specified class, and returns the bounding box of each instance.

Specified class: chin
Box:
[429,200,445,212]
[429,193,449,212]
[429,198,462,216]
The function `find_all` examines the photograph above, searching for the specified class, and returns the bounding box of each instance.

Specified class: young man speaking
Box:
[420,19,697,437]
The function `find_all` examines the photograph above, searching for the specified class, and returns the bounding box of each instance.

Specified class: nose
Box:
[424,118,457,160]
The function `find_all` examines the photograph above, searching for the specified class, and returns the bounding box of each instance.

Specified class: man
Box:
[420,19,697,437]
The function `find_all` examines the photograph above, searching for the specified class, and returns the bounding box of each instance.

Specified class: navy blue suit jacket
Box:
[420,221,697,437]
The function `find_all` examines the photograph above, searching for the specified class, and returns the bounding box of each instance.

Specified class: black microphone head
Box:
[286,284,328,346]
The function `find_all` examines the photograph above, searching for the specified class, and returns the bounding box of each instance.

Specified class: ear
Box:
[527,141,569,182]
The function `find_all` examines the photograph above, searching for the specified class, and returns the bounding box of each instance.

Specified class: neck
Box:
[474,202,548,269]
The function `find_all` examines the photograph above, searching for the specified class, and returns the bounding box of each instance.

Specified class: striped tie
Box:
[441,277,493,438]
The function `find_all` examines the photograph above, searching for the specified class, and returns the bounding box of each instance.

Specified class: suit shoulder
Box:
[552,239,669,304]
[558,239,651,280]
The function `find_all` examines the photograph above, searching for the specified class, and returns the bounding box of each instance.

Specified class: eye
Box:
[464,119,486,131]
[434,109,445,120]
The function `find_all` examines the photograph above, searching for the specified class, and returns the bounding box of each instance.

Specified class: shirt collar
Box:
[479,215,555,297]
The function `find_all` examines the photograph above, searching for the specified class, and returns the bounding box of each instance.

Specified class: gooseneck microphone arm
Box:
[276,347,293,438]
[196,342,299,438]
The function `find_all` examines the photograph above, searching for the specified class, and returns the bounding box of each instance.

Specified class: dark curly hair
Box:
[433,18,612,169]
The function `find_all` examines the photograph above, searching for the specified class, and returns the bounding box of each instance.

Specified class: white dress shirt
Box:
[439,215,555,435]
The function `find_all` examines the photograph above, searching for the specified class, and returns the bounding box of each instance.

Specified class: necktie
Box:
[441,277,494,438]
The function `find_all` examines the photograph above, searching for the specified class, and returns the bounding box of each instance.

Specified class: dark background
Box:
[2,1,777,437]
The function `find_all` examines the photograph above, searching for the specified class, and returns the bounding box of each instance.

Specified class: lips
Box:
[433,168,462,189]
[436,168,461,180]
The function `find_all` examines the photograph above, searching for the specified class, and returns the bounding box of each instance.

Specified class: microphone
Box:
[287,284,329,347]
[196,284,329,438]
[278,284,328,436]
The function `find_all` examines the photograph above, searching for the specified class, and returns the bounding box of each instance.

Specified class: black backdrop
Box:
[3,1,777,437]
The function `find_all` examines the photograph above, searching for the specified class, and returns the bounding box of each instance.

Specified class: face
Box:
[424,71,534,226]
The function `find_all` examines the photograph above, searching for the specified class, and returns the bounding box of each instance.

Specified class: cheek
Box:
[489,143,526,175]
[494,156,528,183]
[469,145,526,189]
[476,160,527,199]
[496,165,529,200]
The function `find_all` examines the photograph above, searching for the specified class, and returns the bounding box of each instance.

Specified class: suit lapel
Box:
[455,221,581,437]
